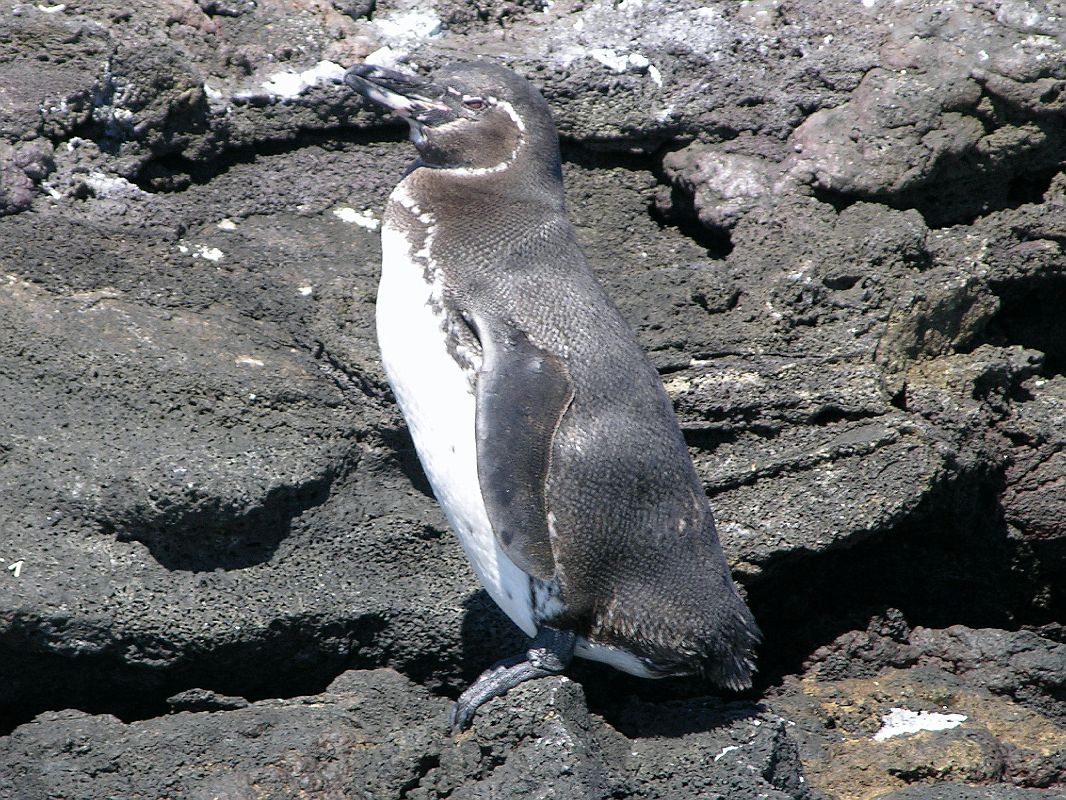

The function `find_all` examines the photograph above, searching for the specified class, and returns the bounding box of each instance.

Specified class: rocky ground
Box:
[1,0,1064,798]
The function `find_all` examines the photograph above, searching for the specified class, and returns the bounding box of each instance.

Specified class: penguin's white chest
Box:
[375,192,537,637]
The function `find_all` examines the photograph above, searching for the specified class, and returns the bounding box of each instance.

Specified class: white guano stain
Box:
[333,207,381,230]
[584,48,663,86]
[177,242,224,262]
[873,708,967,741]
[260,60,345,100]
[372,9,442,42]
[195,245,223,262]
[713,744,740,762]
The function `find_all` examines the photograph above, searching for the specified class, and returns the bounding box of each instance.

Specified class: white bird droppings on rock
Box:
[360,10,443,67]
[195,245,224,262]
[83,172,145,199]
[372,10,442,45]
[333,207,381,230]
[589,47,630,73]
[260,61,345,100]
[587,48,662,85]
[627,52,650,70]
[872,708,967,741]
[178,243,224,261]
[217,219,237,231]
[713,744,741,761]
[364,47,404,69]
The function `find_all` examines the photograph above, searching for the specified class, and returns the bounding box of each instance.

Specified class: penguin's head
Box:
[345,61,562,187]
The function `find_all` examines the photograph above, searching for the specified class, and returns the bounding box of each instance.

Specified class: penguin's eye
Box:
[462,96,486,111]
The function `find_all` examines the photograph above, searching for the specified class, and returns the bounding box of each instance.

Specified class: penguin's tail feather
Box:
[697,596,762,691]
[624,594,761,689]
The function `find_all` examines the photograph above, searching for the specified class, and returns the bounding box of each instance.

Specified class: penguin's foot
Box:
[449,626,576,731]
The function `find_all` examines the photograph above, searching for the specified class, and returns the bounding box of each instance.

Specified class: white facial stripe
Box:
[447,99,526,177]
[501,99,525,134]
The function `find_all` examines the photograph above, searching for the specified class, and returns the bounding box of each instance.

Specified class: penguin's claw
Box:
[449,627,576,731]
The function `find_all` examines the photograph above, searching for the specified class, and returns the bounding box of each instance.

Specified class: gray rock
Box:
[880,785,1066,800]
[0,670,448,800]
[788,67,986,201]
[786,0,1066,226]
[1001,375,1066,544]
[0,158,35,216]
[773,659,1066,799]
[658,145,790,233]
[0,13,107,143]
[0,671,808,800]
[0,0,1064,797]
[808,620,1066,727]
[165,687,250,712]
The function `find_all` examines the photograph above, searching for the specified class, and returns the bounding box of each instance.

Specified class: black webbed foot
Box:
[449,626,576,731]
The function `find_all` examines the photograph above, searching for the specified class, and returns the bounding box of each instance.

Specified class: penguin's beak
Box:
[344,64,456,123]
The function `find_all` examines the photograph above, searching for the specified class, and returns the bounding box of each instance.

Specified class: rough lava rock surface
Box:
[1,0,1065,798]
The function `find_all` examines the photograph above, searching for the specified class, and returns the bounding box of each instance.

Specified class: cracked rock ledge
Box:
[1,1,1065,798]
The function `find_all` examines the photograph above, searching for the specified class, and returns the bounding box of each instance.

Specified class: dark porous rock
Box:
[0,11,109,143]
[1,0,1065,797]
[0,191,487,722]
[0,672,809,800]
[908,625,1066,727]
[879,785,1066,800]
[772,663,1066,800]
[786,1,1066,227]
[811,621,1066,713]
[441,678,632,799]
[165,687,250,712]
[449,679,808,799]
[658,144,790,234]
[0,669,449,800]
[784,621,1066,797]
[1001,375,1066,542]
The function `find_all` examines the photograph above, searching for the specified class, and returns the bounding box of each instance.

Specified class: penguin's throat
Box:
[386,181,483,383]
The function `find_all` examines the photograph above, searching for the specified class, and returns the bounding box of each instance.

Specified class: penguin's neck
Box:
[402,154,565,216]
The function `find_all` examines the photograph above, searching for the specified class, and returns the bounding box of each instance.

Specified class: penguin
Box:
[343,61,761,730]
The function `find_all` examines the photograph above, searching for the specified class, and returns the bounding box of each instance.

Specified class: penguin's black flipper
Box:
[468,311,573,582]
[450,626,575,730]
